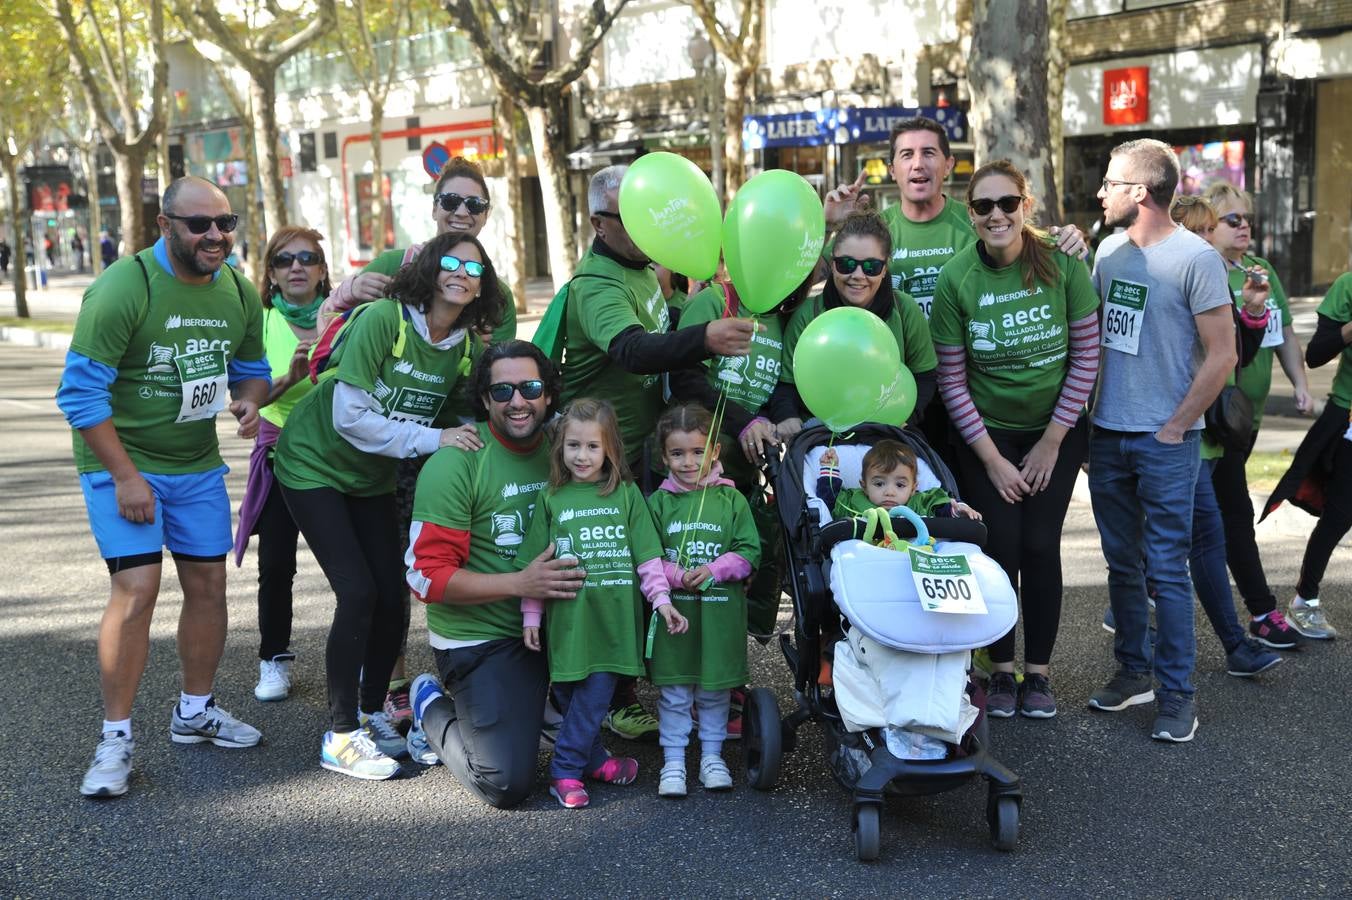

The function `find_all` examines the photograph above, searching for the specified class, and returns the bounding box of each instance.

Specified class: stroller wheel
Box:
[742,687,783,791]
[854,804,881,862]
[988,796,1019,851]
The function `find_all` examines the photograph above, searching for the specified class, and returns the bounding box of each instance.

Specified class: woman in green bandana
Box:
[233,226,330,704]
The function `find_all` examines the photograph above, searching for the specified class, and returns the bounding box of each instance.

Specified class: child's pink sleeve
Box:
[636,558,672,608]
[521,597,543,628]
[706,552,753,584]
[661,560,686,588]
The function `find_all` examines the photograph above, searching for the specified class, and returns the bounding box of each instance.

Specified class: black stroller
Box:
[740,422,1023,861]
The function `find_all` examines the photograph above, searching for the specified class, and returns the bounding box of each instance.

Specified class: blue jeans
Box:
[1089,428,1201,697]
[550,672,617,780]
[1190,459,1247,652]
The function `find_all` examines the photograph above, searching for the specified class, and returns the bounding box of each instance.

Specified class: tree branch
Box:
[542,0,633,90]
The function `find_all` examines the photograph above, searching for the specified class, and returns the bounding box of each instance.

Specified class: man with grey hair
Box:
[558,163,756,740]
[1085,139,1237,743]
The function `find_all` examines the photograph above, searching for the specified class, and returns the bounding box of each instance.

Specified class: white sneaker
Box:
[699,755,733,791]
[1289,598,1338,640]
[80,732,134,798]
[170,700,262,748]
[254,656,293,701]
[320,729,400,781]
[658,760,687,798]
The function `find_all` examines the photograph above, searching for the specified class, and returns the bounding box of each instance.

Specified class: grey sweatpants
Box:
[658,684,731,760]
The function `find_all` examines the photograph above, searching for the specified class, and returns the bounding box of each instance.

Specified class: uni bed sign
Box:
[1103,67,1150,126]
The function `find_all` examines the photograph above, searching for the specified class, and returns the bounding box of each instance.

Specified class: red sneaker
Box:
[550,778,589,808]
[586,755,638,785]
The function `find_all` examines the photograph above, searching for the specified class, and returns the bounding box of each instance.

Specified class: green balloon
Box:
[618,152,721,280]
[793,307,902,433]
[874,364,918,426]
[723,170,826,314]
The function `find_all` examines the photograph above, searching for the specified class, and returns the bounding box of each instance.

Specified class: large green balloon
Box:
[723,170,826,314]
[874,364,918,427]
[793,307,901,433]
[618,152,721,280]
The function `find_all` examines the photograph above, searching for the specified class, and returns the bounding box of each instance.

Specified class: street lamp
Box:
[686,33,723,202]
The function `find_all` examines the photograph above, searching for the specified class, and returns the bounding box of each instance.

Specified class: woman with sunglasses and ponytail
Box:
[273,231,504,780]
[929,160,1101,720]
[233,227,331,704]
[780,211,939,430]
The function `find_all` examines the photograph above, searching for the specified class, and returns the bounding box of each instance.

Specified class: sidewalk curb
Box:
[0,326,71,351]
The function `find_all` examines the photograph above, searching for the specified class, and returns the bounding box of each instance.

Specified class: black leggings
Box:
[256,476,301,661]
[1297,436,1352,600]
[282,485,404,733]
[954,418,1088,667]
[1210,433,1277,616]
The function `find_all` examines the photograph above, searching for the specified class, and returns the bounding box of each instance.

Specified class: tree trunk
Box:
[113,145,149,253]
[722,63,753,204]
[157,133,173,196]
[968,0,1059,226]
[495,96,528,313]
[3,156,29,317]
[79,144,105,276]
[249,74,287,235]
[1046,0,1069,224]
[523,97,576,290]
[369,96,387,257]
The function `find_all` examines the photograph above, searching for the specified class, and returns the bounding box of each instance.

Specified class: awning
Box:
[566,138,645,170]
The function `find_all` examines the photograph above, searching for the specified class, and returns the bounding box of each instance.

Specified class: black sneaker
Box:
[986,672,1017,718]
[1151,692,1198,743]
[1225,639,1283,678]
[1017,673,1057,719]
[1087,669,1154,711]
[1249,610,1304,650]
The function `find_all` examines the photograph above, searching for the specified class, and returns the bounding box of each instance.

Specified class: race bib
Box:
[1102,279,1149,356]
[1260,301,1283,348]
[909,547,987,615]
[174,348,227,423]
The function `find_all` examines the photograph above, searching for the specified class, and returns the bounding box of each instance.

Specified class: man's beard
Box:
[169,229,230,277]
[1103,202,1138,230]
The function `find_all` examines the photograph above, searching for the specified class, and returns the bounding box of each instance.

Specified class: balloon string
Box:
[677,387,726,572]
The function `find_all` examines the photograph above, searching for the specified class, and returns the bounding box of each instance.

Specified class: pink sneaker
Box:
[586,756,638,785]
[550,778,589,808]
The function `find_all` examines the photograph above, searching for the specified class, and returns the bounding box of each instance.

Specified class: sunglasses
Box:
[440,255,485,278]
[271,250,322,268]
[435,192,490,215]
[832,256,887,277]
[969,195,1023,216]
[1218,213,1253,228]
[487,380,545,402]
[166,213,239,234]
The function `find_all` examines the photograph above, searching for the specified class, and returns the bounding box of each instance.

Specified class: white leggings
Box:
[658,684,731,760]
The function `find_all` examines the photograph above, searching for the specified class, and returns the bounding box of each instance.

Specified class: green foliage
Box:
[0,5,68,156]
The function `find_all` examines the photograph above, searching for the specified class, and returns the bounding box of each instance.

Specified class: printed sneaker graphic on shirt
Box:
[373,378,393,401]
[716,354,749,385]
[146,342,176,373]
[969,320,1000,352]
[553,535,575,559]
[665,547,680,563]
[491,511,524,547]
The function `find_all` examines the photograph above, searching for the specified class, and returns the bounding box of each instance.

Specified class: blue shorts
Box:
[80,465,232,560]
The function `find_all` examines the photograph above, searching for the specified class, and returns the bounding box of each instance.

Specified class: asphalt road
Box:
[1,341,1350,898]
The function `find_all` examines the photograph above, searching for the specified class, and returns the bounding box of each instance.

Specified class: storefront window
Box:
[1313,79,1352,286]
[1174,141,1246,195]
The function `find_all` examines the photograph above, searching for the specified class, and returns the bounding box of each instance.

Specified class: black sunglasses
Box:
[832,255,887,277]
[435,192,490,215]
[271,250,322,268]
[440,255,485,278]
[166,213,239,234]
[487,380,545,402]
[968,195,1023,216]
[1218,213,1252,228]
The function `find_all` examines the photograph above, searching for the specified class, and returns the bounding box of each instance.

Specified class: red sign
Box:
[1104,67,1149,126]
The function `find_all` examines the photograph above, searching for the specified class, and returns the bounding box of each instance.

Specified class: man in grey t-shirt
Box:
[1085,139,1236,743]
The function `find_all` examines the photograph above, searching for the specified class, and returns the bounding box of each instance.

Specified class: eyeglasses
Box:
[487,380,545,402]
[435,192,490,215]
[440,255,485,278]
[594,210,624,224]
[166,213,239,234]
[271,250,322,268]
[1217,213,1253,228]
[1100,178,1143,192]
[832,255,887,277]
[968,195,1023,216]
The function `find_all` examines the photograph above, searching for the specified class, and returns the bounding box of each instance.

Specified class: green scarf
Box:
[270,292,324,330]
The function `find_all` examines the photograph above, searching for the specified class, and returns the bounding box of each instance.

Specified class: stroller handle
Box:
[817,515,988,555]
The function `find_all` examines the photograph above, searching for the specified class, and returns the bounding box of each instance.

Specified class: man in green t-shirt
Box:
[56,177,270,799]
[404,341,588,808]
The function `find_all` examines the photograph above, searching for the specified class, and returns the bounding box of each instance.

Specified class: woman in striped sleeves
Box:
[929,160,1101,720]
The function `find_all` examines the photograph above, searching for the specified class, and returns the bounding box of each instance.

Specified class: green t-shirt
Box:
[1318,272,1352,408]
[646,485,760,689]
[273,300,468,496]
[679,285,786,415]
[68,249,265,475]
[412,423,551,642]
[518,479,665,681]
[258,305,316,429]
[560,250,670,455]
[831,485,952,519]
[929,243,1099,431]
[880,197,976,320]
[781,291,937,385]
[1227,255,1292,429]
